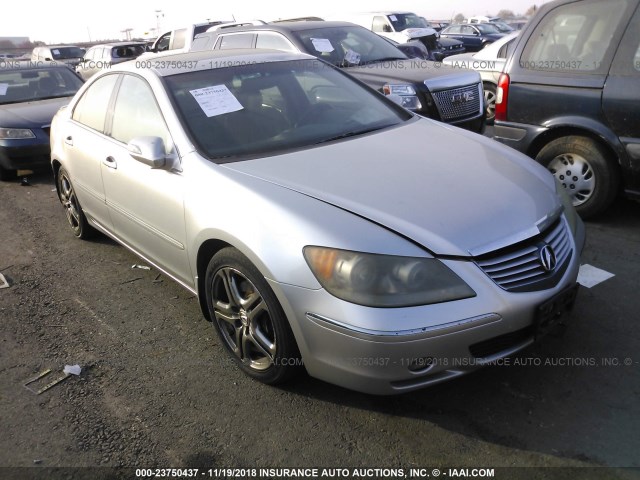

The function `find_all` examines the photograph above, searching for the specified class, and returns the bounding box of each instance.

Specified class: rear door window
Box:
[520,0,631,72]
[72,74,119,133]
[217,33,255,49]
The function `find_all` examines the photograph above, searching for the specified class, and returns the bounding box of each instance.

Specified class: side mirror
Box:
[383,25,393,33]
[128,136,167,168]
[473,31,480,36]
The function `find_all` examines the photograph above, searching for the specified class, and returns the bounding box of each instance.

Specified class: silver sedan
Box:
[51,49,584,395]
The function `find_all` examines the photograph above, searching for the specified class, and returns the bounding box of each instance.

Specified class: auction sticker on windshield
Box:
[189,84,244,117]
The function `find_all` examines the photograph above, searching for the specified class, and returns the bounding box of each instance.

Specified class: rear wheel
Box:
[57,167,95,239]
[205,247,302,385]
[536,136,619,219]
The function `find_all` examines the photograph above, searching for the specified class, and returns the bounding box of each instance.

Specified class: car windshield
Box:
[165,59,411,162]
[293,26,408,66]
[491,21,514,32]
[388,13,431,31]
[50,47,86,59]
[475,24,501,34]
[0,67,84,104]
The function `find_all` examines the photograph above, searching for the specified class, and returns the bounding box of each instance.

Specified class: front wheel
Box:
[536,136,620,219]
[205,248,302,385]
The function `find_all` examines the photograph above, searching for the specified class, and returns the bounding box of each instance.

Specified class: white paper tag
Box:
[0,83,8,95]
[189,84,244,118]
[389,15,397,21]
[311,38,334,53]
[52,49,60,55]
[344,49,361,65]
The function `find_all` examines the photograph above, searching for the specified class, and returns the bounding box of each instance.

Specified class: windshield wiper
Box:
[314,126,389,145]
[357,57,407,66]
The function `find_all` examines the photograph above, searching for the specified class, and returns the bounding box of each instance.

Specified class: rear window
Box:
[520,0,630,72]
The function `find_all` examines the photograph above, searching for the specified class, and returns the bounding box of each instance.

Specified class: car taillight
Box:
[495,73,510,122]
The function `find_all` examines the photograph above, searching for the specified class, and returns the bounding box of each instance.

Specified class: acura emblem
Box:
[539,245,557,272]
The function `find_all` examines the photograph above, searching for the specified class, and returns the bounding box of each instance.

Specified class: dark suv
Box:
[192,21,486,132]
[494,0,640,218]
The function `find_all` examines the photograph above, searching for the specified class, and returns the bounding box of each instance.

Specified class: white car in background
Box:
[443,32,519,122]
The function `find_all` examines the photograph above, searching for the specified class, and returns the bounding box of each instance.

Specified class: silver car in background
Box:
[443,32,520,122]
[50,49,584,395]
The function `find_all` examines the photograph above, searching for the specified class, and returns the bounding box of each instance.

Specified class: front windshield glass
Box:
[475,24,501,34]
[388,13,431,31]
[51,47,86,59]
[165,59,411,162]
[0,67,84,104]
[294,26,408,66]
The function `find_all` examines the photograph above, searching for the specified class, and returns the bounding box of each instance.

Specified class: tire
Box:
[536,136,620,219]
[483,82,497,124]
[0,164,17,181]
[57,167,95,239]
[205,247,302,385]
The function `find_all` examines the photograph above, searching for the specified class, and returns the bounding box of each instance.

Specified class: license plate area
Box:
[535,283,579,340]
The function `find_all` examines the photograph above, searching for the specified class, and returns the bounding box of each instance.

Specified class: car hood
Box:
[345,59,480,91]
[223,118,560,257]
[0,97,71,128]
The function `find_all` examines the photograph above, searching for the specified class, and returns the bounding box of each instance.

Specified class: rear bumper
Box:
[493,121,548,155]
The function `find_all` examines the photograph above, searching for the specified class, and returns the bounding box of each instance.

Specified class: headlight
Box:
[383,84,422,110]
[303,246,475,307]
[555,179,578,235]
[0,128,36,139]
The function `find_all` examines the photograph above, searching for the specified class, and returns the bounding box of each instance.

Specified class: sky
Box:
[4,0,545,44]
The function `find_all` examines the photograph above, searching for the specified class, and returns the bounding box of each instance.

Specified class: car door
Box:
[602,3,640,191]
[443,25,462,42]
[65,73,120,229]
[100,73,191,284]
[462,26,482,50]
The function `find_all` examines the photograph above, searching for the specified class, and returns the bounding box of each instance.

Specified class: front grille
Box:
[431,83,482,121]
[469,326,534,359]
[475,219,573,292]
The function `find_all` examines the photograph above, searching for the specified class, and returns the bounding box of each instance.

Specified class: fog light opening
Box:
[408,357,435,373]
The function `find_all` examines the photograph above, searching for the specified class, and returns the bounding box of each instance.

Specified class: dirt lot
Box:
[1,172,639,480]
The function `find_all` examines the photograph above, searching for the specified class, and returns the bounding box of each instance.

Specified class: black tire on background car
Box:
[0,165,17,181]
[205,247,302,385]
[57,167,95,239]
[536,136,620,219]
[483,82,497,124]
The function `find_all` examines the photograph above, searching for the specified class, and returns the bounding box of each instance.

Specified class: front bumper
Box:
[0,139,51,171]
[269,217,584,395]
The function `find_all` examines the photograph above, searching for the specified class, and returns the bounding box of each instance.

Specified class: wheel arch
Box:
[526,120,626,172]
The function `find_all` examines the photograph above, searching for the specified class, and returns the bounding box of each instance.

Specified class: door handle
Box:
[103,156,117,169]
[64,136,73,146]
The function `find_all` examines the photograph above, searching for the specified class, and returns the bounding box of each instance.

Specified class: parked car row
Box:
[190,20,486,132]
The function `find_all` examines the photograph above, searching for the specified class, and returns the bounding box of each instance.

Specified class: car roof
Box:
[113,49,314,77]
[207,20,360,35]
[41,45,83,49]
[89,42,146,48]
